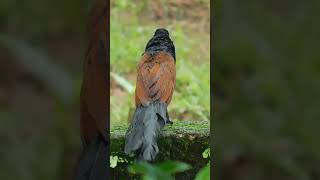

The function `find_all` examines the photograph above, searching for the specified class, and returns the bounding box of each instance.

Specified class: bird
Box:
[73,0,109,179]
[124,28,176,162]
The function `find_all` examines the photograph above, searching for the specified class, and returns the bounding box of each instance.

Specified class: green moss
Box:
[110,121,210,180]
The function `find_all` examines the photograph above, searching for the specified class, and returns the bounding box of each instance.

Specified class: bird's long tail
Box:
[73,135,108,180]
[124,101,168,161]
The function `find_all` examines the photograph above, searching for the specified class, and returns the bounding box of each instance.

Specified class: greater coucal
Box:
[73,0,109,179]
[124,28,176,161]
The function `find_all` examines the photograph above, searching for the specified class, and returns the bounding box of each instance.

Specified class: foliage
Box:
[128,160,191,180]
[110,155,129,168]
[194,164,210,180]
[127,159,211,180]
[202,147,210,159]
[194,147,211,180]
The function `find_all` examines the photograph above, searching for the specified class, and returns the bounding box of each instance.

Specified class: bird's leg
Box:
[166,111,173,124]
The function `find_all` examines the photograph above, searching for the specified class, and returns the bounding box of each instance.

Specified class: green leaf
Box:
[128,162,152,174]
[202,148,210,159]
[128,161,188,180]
[110,156,118,168]
[195,164,210,180]
[158,161,191,174]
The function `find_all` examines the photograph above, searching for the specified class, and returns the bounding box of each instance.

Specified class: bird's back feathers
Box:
[135,52,176,107]
[125,28,176,162]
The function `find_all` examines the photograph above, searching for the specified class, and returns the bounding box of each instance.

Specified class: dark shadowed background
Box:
[214,0,320,179]
[0,0,89,179]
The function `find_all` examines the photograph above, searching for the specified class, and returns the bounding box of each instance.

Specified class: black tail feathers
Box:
[73,135,109,180]
[124,101,169,161]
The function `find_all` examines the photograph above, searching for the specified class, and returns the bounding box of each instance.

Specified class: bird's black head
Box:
[154,28,170,37]
[145,28,176,61]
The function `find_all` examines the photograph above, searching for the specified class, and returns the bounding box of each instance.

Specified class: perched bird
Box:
[73,0,109,179]
[124,28,176,162]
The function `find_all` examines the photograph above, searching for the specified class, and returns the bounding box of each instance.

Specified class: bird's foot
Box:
[166,119,173,125]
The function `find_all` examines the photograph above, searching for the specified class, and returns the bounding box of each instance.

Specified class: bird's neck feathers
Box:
[145,33,176,62]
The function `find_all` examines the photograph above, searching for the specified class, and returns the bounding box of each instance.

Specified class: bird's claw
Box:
[166,119,173,125]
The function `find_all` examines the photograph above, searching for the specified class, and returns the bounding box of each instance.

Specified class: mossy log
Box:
[110,120,210,180]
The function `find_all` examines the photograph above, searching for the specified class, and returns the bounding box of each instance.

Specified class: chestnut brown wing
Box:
[80,3,109,146]
[135,53,176,107]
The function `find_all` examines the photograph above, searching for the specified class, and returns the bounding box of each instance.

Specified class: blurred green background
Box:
[110,0,210,127]
[214,0,320,179]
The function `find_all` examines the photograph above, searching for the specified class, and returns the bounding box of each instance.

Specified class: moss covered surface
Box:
[110,120,210,180]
